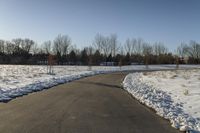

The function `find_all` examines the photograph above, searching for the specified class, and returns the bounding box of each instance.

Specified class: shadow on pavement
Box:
[77,81,121,89]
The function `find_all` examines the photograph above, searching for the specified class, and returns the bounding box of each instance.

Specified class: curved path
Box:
[0,72,180,133]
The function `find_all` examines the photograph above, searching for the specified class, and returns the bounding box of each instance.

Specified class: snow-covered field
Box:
[0,65,116,102]
[0,64,199,103]
[123,69,200,133]
[0,64,200,102]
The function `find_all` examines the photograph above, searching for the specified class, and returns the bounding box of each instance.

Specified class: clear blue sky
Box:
[0,0,200,51]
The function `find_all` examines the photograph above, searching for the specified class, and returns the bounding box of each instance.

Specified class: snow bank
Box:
[0,71,101,102]
[0,65,115,102]
[123,70,200,133]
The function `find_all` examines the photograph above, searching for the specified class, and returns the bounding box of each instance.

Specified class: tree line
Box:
[0,34,199,65]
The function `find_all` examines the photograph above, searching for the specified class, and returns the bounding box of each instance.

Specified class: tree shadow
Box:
[77,81,121,89]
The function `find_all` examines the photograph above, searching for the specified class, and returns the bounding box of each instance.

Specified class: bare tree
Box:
[125,38,145,55]
[12,38,22,54]
[102,36,112,57]
[143,43,152,69]
[53,34,71,57]
[53,35,62,56]
[186,41,200,60]
[31,43,41,54]
[0,40,5,54]
[84,46,94,70]
[43,40,52,54]
[153,42,168,55]
[62,35,71,56]
[124,38,132,54]
[143,43,153,56]
[109,34,119,56]
[93,34,118,57]
[5,41,15,54]
[70,44,80,55]
[177,43,187,58]
[12,38,34,54]
[23,38,34,53]
[134,38,144,55]
[85,46,94,56]
[93,33,104,53]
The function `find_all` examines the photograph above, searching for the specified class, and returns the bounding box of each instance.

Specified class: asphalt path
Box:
[0,72,180,133]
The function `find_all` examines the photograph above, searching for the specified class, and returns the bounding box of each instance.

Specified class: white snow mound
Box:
[123,71,200,133]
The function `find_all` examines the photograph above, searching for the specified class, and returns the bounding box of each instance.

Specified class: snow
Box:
[0,65,107,102]
[123,69,200,133]
[0,64,200,131]
[0,64,199,102]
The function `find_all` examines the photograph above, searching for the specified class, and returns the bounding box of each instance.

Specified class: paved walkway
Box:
[0,72,180,133]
